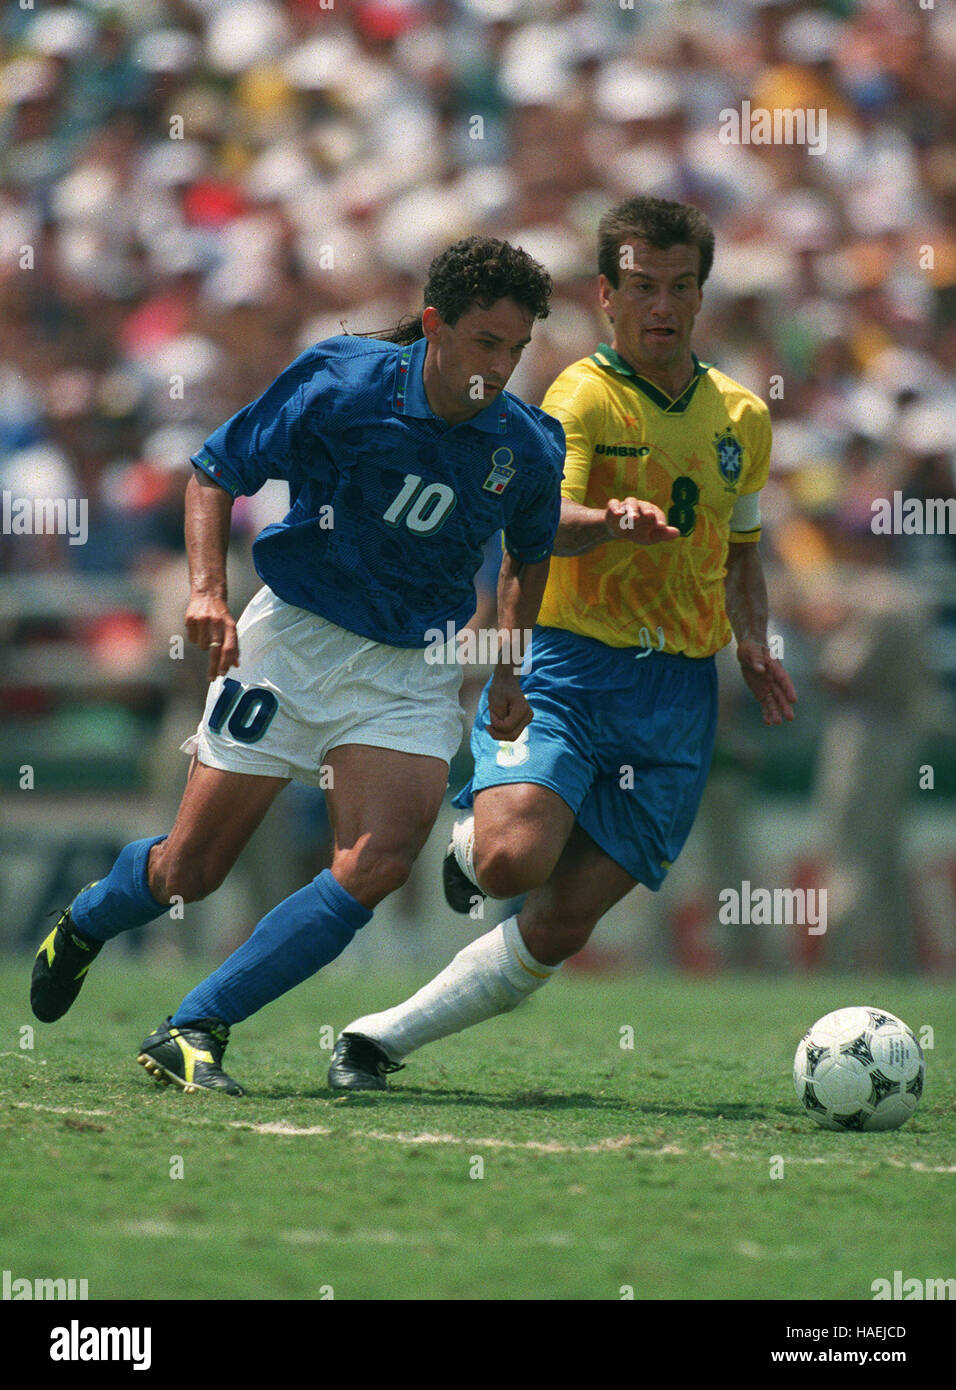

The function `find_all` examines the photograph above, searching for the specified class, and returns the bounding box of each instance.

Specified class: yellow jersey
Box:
[537,344,771,658]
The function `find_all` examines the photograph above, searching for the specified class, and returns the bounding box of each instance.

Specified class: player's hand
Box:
[486,670,533,742]
[605,497,680,544]
[185,591,239,680]
[737,640,797,727]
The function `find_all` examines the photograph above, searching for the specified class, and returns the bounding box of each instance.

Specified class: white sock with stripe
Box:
[342,915,558,1061]
[451,814,479,886]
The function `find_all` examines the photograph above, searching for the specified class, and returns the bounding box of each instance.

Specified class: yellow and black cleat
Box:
[30,891,103,1023]
[137,1018,245,1095]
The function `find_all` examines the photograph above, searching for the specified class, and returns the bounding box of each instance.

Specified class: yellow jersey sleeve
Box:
[540,366,605,504]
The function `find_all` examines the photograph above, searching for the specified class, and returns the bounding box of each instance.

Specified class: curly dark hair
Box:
[365,236,553,344]
[598,196,715,289]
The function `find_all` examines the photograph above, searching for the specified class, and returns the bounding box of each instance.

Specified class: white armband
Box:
[729,491,761,535]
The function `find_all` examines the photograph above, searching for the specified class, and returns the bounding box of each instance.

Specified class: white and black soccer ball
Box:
[793,1007,924,1132]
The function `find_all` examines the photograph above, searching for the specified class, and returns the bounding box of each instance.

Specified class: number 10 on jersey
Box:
[383,474,457,535]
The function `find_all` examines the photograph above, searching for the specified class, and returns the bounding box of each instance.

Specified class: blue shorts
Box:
[453,626,718,890]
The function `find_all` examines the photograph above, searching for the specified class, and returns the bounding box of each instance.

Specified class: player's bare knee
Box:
[476,843,549,900]
[150,848,226,904]
[371,852,415,898]
[334,848,415,905]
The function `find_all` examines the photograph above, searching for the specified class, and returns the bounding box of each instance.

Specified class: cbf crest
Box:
[483,447,515,495]
[714,429,743,488]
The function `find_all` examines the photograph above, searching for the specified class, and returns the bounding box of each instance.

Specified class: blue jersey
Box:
[191,334,564,647]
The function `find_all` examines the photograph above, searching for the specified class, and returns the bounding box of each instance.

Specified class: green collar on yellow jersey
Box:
[590,343,711,414]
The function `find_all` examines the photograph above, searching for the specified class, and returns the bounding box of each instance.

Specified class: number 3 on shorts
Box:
[207,677,279,744]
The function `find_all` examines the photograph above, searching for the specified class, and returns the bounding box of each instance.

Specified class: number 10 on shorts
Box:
[207,677,279,744]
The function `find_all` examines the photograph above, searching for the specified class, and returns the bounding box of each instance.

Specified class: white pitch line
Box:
[114,1220,590,1249]
[232,1121,332,1136]
[230,1120,684,1154]
[227,1120,950,1172]
[888,1159,956,1174]
[12,1101,111,1117]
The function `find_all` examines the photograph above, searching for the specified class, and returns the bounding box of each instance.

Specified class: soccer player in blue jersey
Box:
[30,237,564,1094]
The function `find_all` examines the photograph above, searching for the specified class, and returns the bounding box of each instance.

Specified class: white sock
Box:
[451,814,478,887]
[342,915,558,1061]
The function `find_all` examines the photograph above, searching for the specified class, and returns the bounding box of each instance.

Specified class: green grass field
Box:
[1,964,953,1302]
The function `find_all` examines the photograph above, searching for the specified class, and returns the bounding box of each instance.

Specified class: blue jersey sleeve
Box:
[502,412,564,564]
[190,347,329,498]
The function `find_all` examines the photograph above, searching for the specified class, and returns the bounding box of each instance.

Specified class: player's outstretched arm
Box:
[184,469,240,680]
[724,541,797,727]
[552,497,678,556]
[485,551,550,742]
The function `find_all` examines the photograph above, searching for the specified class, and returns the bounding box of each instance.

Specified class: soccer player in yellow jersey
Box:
[330,196,797,1091]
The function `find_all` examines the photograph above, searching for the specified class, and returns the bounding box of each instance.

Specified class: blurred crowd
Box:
[0,0,953,586]
[2,0,954,967]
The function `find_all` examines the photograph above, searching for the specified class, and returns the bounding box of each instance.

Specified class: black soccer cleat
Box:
[442,840,485,915]
[31,889,103,1023]
[137,1017,245,1096]
[327,1033,405,1092]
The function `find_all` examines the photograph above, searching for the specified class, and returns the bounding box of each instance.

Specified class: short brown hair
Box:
[598,196,715,289]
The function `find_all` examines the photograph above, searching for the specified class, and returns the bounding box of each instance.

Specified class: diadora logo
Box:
[483,448,515,495]
[594,444,651,458]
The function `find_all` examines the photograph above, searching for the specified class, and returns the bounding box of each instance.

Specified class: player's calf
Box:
[517,913,598,968]
[336,915,561,1068]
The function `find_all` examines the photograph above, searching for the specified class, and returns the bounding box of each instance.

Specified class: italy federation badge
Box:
[483,447,515,494]
[714,428,743,487]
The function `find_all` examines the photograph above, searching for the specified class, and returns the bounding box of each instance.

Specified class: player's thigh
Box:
[150,760,288,901]
[324,743,449,901]
[518,824,638,966]
[465,675,592,893]
[473,781,576,886]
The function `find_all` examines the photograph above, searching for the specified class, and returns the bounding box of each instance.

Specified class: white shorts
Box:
[182,586,465,785]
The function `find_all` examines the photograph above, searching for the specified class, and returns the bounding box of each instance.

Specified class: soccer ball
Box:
[793,1007,924,1132]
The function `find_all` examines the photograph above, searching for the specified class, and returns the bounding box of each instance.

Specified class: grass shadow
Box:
[261,1083,787,1122]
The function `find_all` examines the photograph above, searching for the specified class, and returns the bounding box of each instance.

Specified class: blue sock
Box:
[70,835,169,941]
[171,869,372,1027]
